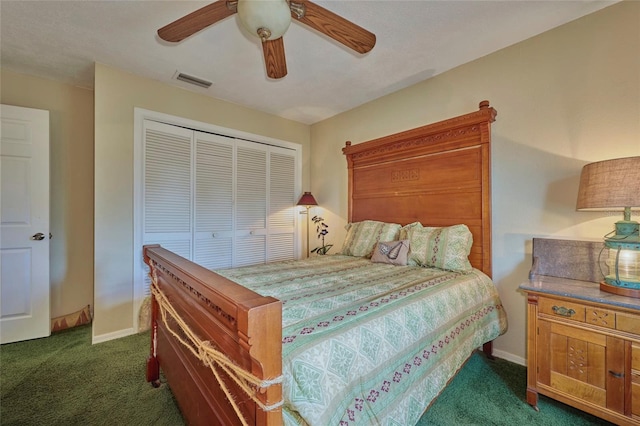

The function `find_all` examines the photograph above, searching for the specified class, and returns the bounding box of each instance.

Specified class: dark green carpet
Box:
[1,325,613,425]
[417,351,612,426]
[1,325,182,425]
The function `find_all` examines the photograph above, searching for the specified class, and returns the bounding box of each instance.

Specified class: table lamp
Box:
[576,156,640,297]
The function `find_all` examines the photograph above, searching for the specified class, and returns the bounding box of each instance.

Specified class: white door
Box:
[235,141,268,267]
[139,120,193,297]
[267,148,296,262]
[194,131,235,270]
[0,104,50,344]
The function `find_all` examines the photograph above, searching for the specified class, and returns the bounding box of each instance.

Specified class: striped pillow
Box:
[405,224,473,272]
[340,221,401,258]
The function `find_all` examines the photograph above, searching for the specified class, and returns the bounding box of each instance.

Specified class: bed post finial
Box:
[345,141,352,147]
[479,100,490,110]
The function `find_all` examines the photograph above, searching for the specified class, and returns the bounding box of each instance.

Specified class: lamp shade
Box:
[297,192,318,207]
[576,156,640,211]
[237,0,291,41]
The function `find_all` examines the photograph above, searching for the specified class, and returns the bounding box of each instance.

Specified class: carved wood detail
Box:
[153,260,238,327]
[391,169,420,182]
[349,125,481,161]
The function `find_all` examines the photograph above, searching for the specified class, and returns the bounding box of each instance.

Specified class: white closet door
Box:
[139,119,298,276]
[142,120,193,261]
[268,148,296,262]
[135,110,301,330]
[194,132,234,269]
[235,141,267,267]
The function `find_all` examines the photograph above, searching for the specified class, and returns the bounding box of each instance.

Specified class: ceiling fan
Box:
[158,0,376,80]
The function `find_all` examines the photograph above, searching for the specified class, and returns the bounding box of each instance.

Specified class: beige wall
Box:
[3,1,638,361]
[93,63,310,340]
[310,1,640,363]
[1,69,94,320]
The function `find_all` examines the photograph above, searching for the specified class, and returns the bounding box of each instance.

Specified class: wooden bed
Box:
[144,100,499,425]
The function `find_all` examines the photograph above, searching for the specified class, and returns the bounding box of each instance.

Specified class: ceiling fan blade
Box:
[158,0,237,42]
[293,1,376,54]
[262,38,288,79]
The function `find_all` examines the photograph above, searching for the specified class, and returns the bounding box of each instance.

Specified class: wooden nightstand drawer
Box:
[618,312,640,335]
[539,297,585,322]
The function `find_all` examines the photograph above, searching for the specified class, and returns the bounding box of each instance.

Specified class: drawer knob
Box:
[552,306,576,317]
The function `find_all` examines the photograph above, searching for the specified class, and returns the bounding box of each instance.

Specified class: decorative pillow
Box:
[371,240,410,266]
[339,220,402,258]
[406,224,473,272]
[399,221,422,240]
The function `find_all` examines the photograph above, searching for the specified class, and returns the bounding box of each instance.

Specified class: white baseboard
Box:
[493,348,525,366]
[92,327,135,344]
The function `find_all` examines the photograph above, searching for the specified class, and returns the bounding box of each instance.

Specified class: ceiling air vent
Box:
[174,72,212,89]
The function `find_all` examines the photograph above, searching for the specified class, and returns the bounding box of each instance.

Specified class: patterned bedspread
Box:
[216,255,508,426]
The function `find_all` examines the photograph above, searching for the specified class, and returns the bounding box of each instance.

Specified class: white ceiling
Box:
[1,0,617,124]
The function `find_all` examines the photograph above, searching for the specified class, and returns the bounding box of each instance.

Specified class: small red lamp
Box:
[297,192,318,258]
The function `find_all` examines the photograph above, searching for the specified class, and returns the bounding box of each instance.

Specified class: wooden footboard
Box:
[143,245,283,426]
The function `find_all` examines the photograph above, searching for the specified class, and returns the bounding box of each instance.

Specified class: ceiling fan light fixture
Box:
[237,0,291,41]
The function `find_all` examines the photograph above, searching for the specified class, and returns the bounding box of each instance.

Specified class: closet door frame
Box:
[133,108,302,332]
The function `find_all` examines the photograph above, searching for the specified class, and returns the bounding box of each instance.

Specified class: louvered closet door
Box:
[194,132,234,269]
[142,121,193,261]
[268,148,296,262]
[140,120,298,276]
[196,137,296,268]
[235,141,268,266]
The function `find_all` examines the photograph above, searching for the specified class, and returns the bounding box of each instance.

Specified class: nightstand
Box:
[520,238,640,425]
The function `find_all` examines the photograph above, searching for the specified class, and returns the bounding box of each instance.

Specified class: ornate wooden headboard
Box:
[342,101,497,277]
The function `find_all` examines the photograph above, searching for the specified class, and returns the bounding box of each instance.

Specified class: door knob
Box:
[31,233,46,241]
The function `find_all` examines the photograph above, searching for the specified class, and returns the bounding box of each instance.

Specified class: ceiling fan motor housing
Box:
[237,0,291,41]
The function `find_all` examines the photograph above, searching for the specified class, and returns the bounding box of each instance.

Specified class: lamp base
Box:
[600,281,640,299]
